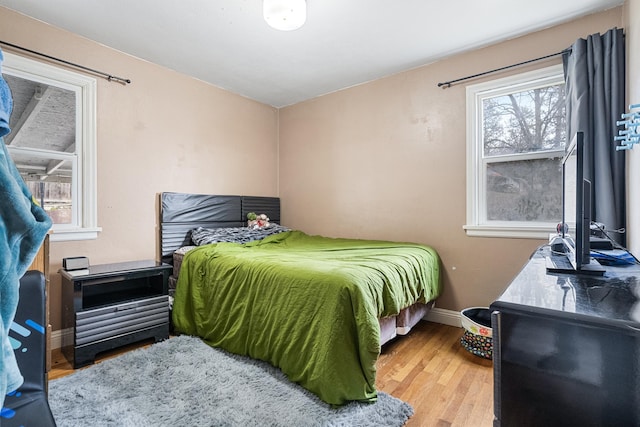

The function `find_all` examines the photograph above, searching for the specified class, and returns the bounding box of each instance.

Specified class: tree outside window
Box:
[465,65,567,238]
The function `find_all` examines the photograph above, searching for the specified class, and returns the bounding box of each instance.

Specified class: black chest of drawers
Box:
[491,246,640,427]
[60,260,172,368]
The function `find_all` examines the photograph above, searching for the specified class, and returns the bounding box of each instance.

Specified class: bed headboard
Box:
[159,192,281,264]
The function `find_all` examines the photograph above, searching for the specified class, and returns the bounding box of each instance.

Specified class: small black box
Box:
[63,256,89,271]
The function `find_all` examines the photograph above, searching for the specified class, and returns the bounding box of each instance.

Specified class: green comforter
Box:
[172,230,441,405]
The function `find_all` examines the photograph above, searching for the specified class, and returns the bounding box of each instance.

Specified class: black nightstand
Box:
[60,260,172,368]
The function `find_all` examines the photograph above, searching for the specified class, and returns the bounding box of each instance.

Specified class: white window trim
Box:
[3,52,100,241]
[464,64,565,239]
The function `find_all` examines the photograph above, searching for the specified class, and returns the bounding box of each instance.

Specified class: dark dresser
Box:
[61,260,172,368]
[490,245,640,427]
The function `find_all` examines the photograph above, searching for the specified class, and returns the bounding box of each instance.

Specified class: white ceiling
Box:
[0,0,625,107]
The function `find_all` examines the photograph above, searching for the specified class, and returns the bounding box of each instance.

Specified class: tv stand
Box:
[491,245,640,426]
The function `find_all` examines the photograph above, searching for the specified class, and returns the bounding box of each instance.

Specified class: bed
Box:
[159,192,442,405]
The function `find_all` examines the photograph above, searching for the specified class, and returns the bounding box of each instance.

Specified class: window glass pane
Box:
[9,150,73,225]
[2,74,76,153]
[483,85,566,156]
[3,51,98,241]
[486,158,562,222]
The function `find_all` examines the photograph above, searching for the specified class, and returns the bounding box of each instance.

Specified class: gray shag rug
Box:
[49,335,413,427]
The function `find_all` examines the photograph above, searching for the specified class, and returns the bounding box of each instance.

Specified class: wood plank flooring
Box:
[49,321,494,426]
[376,321,494,427]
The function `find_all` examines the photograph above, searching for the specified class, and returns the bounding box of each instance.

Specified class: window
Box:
[465,65,566,239]
[2,52,99,241]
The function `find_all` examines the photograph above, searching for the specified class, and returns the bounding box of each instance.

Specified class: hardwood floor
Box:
[49,321,494,426]
[376,321,494,427]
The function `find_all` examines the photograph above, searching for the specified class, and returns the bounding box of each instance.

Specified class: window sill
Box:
[463,224,552,239]
[50,227,102,242]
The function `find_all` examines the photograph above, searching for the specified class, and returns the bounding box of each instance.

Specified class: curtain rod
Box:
[0,40,131,85]
[437,49,570,89]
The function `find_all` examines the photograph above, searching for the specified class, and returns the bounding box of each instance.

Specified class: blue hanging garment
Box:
[0,47,52,409]
[0,49,12,138]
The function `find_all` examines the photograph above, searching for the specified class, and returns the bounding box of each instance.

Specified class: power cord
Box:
[589,222,640,265]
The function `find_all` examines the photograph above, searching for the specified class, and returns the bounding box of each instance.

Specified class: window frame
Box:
[3,51,100,241]
[464,64,565,239]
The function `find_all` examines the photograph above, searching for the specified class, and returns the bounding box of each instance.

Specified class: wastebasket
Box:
[460,307,492,359]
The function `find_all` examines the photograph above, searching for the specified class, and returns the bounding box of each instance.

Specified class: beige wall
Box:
[0,7,279,331]
[625,1,640,256]
[0,5,632,331]
[279,8,624,312]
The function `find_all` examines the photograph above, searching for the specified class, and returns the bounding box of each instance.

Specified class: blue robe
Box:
[0,48,52,409]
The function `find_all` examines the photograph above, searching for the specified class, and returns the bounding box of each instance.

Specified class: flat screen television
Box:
[547,131,605,275]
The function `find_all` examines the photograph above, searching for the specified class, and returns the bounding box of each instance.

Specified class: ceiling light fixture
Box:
[263,0,306,31]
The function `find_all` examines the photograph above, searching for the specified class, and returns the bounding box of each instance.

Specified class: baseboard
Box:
[424,307,461,328]
[51,327,74,350]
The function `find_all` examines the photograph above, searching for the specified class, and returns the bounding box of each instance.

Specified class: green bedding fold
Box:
[172,230,441,405]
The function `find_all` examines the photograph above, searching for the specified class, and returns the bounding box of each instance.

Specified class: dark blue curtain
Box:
[563,27,626,245]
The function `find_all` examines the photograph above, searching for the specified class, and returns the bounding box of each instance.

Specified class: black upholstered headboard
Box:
[159,192,281,264]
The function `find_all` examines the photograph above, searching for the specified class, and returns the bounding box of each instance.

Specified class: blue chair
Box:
[1,270,56,426]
